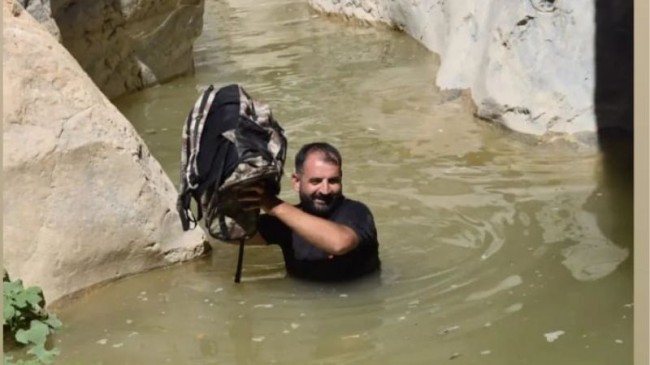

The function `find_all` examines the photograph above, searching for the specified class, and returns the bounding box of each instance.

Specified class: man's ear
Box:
[291,173,300,192]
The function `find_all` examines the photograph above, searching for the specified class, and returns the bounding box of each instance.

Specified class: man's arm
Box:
[262,196,359,255]
[238,185,359,255]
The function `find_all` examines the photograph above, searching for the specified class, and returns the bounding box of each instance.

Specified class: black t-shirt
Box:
[257,197,381,281]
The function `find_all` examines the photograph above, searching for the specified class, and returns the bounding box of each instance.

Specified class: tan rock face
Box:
[2,2,207,304]
[44,0,204,99]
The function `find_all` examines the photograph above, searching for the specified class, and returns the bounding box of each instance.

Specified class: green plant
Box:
[3,271,62,365]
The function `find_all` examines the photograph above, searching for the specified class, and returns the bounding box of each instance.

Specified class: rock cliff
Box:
[3,1,207,304]
[19,0,204,99]
[308,0,631,142]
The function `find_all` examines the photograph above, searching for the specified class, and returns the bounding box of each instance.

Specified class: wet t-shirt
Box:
[257,198,381,281]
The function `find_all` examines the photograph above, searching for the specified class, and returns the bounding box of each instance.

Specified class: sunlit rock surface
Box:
[308,0,600,141]
[20,0,204,99]
[2,1,207,304]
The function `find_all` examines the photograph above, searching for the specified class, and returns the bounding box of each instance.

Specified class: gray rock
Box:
[22,0,204,99]
[16,0,61,39]
[2,2,207,304]
[308,0,617,141]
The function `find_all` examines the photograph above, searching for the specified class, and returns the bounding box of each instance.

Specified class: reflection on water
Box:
[51,0,632,364]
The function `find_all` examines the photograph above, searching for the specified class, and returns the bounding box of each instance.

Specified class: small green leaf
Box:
[14,288,43,310]
[12,294,29,309]
[15,320,50,346]
[4,303,16,324]
[44,315,62,330]
[23,287,44,308]
[27,343,60,364]
[4,280,23,297]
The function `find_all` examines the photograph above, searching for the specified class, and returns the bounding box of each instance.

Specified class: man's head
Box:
[292,142,344,216]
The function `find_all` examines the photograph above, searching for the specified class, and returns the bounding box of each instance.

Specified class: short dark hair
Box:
[294,142,342,174]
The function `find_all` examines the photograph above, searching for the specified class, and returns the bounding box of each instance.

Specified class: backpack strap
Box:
[186,85,219,189]
[177,85,219,231]
[234,236,246,283]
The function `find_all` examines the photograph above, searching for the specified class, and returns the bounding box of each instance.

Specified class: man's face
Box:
[292,152,343,216]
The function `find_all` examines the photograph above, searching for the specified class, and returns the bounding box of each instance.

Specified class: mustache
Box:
[300,191,343,216]
[312,193,334,202]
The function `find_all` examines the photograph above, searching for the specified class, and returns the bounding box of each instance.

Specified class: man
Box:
[240,142,380,281]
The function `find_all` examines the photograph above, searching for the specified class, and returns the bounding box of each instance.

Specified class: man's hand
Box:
[233,183,279,246]
[237,183,359,255]
[238,183,282,213]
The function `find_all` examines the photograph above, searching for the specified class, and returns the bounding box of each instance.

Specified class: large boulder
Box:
[308,0,631,142]
[2,1,207,304]
[20,0,204,99]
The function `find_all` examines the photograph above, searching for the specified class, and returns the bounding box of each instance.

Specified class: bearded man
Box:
[240,142,381,281]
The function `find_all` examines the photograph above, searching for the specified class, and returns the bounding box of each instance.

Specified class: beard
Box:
[299,190,344,217]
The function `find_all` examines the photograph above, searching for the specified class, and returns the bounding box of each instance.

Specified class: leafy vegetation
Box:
[3,271,62,365]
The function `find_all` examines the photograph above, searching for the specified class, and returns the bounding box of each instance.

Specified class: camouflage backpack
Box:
[177,84,287,243]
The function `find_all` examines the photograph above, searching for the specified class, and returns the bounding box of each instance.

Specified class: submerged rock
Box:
[2,1,207,304]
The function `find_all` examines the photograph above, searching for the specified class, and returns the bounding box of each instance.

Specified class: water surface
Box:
[52,0,633,364]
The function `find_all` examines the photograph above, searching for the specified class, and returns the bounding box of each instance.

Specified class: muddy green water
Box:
[51,0,633,364]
